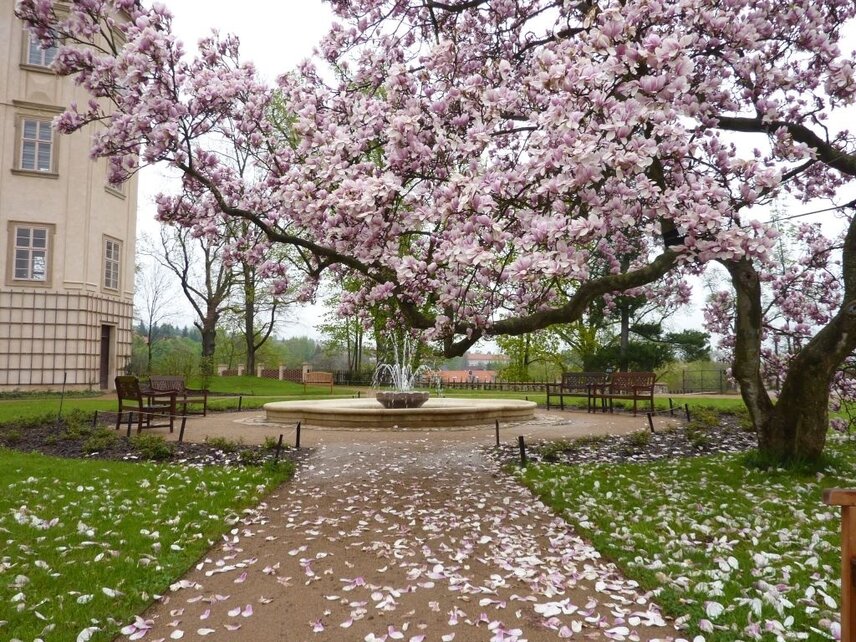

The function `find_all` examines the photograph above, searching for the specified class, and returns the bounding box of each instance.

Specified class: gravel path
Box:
[124,412,686,641]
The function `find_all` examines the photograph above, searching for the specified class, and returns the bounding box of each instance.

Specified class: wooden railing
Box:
[823,488,856,640]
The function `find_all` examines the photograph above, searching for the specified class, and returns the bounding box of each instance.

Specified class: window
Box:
[25,32,58,68]
[13,226,49,282]
[104,238,121,290]
[105,175,127,197]
[19,118,54,172]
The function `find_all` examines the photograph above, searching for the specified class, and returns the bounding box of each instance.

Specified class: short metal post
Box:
[56,372,67,426]
[295,421,301,449]
[823,489,856,642]
[238,395,243,411]
[518,435,527,466]
[647,413,655,433]
[685,404,691,422]
[92,411,98,429]
[495,420,500,447]
[178,416,187,443]
[275,434,284,462]
[668,398,674,417]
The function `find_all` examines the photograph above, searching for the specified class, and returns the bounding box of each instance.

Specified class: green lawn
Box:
[0,449,292,641]
[192,375,362,397]
[521,441,852,641]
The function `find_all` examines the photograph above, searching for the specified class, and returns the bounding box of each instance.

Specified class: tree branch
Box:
[715,116,856,178]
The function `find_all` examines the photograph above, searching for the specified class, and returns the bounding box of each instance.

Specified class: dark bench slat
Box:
[546,372,609,412]
[149,376,209,417]
[590,372,656,416]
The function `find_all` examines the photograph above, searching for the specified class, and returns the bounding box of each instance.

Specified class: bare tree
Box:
[145,227,235,377]
[134,262,178,374]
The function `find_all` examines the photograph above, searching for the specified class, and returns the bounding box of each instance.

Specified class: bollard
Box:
[823,489,856,641]
[647,412,655,433]
[668,398,675,417]
[685,404,691,422]
[178,416,187,444]
[238,395,243,411]
[275,434,284,462]
[295,421,302,449]
[495,420,500,447]
[92,410,98,429]
[518,435,527,466]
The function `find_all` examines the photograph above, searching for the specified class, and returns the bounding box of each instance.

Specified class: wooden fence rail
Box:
[823,488,856,641]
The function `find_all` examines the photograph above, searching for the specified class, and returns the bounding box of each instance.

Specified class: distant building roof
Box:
[464,352,509,363]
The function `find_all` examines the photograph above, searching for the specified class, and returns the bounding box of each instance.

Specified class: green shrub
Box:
[82,429,119,454]
[205,436,243,452]
[1,429,22,445]
[688,407,720,429]
[130,434,174,460]
[263,459,295,476]
[575,434,608,448]
[626,430,651,448]
[686,426,711,449]
[539,440,579,462]
[238,449,263,465]
[262,436,280,450]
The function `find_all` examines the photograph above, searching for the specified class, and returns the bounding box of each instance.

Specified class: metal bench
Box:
[590,371,656,416]
[303,371,333,394]
[546,372,609,412]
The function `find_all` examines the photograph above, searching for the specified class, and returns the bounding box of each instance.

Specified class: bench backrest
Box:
[304,371,333,384]
[608,371,656,394]
[149,375,186,393]
[115,375,144,405]
[561,372,609,391]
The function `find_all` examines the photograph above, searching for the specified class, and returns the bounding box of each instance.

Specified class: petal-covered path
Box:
[129,418,685,642]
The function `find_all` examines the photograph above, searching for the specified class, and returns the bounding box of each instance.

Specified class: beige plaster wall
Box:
[0,1,138,390]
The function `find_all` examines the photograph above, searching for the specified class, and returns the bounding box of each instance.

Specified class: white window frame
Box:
[23,31,58,69]
[18,117,55,173]
[103,237,121,291]
[11,224,51,283]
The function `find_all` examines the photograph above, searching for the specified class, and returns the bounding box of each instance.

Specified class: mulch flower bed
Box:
[489,413,758,467]
[0,411,300,467]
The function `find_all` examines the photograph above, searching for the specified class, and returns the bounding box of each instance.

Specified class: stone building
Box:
[0,1,137,390]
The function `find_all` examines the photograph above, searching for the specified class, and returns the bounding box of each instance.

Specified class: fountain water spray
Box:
[372,337,433,408]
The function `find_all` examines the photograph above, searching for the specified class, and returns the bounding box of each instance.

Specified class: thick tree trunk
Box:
[619,305,630,372]
[195,308,219,360]
[244,306,255,374]
[727,247,856,462]
[243,265,256,374]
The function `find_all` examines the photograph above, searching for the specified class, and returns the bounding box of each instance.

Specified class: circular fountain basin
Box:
[264,397,537,429]
[376,391,430,409]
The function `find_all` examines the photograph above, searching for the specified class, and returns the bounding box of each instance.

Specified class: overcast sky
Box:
[136,0,335,337]
[136,2,856,345]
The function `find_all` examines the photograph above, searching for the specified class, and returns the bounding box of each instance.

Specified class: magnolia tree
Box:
[17,0,856,461]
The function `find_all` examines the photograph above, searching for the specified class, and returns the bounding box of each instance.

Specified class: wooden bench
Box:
[115,375,174,436]
[303,371,333,393]
[590,371,656,416]
[546,372,609,412]
[148,375,210,416]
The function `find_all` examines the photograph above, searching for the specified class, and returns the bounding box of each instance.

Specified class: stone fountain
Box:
[264,338,536,430]
[372,338,431,409]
